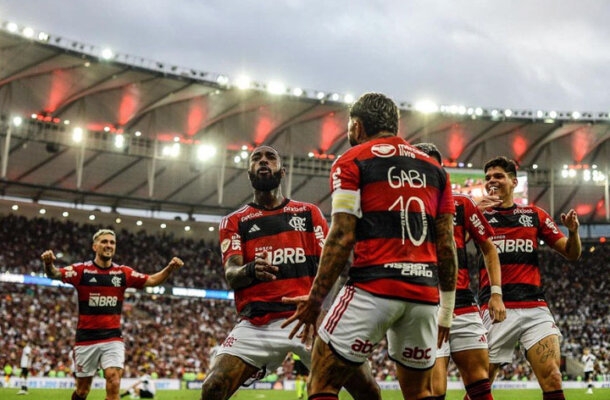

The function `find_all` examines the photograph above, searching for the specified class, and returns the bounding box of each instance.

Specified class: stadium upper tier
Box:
[0,23,609,227]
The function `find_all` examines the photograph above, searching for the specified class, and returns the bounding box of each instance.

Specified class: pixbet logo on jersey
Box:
[89,293,118,307]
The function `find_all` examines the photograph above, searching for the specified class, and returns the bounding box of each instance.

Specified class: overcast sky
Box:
[1,0,608,112]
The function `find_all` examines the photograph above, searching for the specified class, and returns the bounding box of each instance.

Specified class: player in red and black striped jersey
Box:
[41,229,183,400]
[416,142,505,400]
[478,156,581,400]
[284,93,458,400]
[203,145,381,400]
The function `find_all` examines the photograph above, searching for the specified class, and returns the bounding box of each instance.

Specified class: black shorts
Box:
[20,368,29,379]
[584,371,594,381]
[140,389,154,398]
[293,360,309,376]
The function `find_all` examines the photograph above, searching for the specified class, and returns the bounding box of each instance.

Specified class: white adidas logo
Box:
[89,277,97,283]
[248,224,261,233]
[488,217,499,224]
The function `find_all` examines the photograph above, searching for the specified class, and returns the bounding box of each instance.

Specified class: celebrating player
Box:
[41,229,183,400]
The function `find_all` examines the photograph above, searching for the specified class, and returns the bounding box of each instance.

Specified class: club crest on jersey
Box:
[111,276,122,287]
[289,216,307,231]
[371,144,396,158]
[518,215,533,227]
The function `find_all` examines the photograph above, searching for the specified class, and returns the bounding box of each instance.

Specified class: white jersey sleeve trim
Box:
[331,188,362,218]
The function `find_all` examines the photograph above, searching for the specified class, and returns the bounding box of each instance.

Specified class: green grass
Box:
[1,387,609,399]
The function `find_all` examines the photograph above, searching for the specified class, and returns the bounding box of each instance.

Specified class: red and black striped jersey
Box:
[478,204,565,309]
[219,198,328,325]
[60,261,149,345]
[452,193,494,314]
[330,136,455,304]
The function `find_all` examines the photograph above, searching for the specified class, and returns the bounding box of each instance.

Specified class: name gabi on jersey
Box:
[89,293,118,307]
[493,238,535,253]
[387,166,427,189]
[384,263,433,277]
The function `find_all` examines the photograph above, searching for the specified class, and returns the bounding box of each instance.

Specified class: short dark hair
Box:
[484,156,518,177]
[349,93,399,137]
[413,142,442,164]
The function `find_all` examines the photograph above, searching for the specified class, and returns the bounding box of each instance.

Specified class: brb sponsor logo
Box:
[351,339,375,355]
[89,293,118,307]
[402,346,432,360]
[493,238,534,253]
[258,248,307,265]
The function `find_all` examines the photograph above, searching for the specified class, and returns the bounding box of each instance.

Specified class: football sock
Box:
[71,392,87,400]
[465,379,493,400]
[309,394,338,400]
[542,390,565,400]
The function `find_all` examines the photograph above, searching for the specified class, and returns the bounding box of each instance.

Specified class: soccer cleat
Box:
[586,388,593,394]
[17,389,28,395]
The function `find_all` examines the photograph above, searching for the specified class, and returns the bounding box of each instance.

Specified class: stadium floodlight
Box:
[64,120,70,125]
[136,220,143,226]
[504,109,513,117]
[39,208,46,215]
[11,205,18,211]
[267,81,286,95]
[344,94,355,103]
[292,87,304,97]
[7,22,18,33]
[72,127,84,143]
[37,31,49,42]
[233,155,242,164]
[549,111,558,119]
[234,75,252,90]
[12,116,23,127]
[308,152,315,158]
[160,223,167,229]
[114,134,125,149]
[572,111,581,120]
[474,107,484,116]
[197,144,217,161]
[184,226,191,232]
[134,131,142,136]
[208,226,215,232]
[89,214,96,221]
[62,211,69,217]
[316,91,325,100]
[22,27,35,38]
[162,143,180,157]
[101,48,114,60]
[240,150,249,159]
[414,100,439,114]
[216,75,229,86]
[330,93,340,102]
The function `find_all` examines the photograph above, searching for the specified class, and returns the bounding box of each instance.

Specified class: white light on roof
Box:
[330,93,340,101]
[104,126,110,132]
[64,120,70,125]
[267,81,286,95]
[532,164,538,169]
[235,75,251,90]
[101,48,114,60]
[292,87,304,96]
[549,111,557,119]
[114,134,125,149]
[216,75,229,86]
[39,208,46,215]
[162,143,180,157]
[184,226,191,232]
[208,226,215,232]
[89,214,96,221]
[134,131,142,136]
[572,111,581,119]
[414,100,439,114]
[136,220,143,226]
[316,91,325,100]
[504,109,513,117]
[160,223,167,229]
[536,110,544,118]
[62,211,70,217]
[308,152,314,158]
[11,205,19,211]
[37,32,49,41]
[12,116,23,127]
[115,217,122,224]
[197,144,217,161]
[73,127,83,143]
[7,23,18,33]
[474,107,483,116]
[233,155,242,163]
[344,94,355,103]
[240,150,249,159]
[22,27,35,38]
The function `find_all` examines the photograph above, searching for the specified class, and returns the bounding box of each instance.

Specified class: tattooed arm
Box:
[434,212,458,347]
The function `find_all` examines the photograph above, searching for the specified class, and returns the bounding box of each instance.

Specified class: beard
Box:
[249,169,282,191]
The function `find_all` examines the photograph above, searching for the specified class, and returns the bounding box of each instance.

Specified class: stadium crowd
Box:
[0,213,608,383]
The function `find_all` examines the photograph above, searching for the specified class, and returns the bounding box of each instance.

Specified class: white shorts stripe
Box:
[325,285,355,334]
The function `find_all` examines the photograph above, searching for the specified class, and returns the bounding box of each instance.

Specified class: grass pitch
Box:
[1,387,609,399]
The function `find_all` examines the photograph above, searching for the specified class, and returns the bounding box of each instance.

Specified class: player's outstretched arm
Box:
[479,239,506,323]
[40,250,61,280]
[556,209,581,261]
[144,257,184,287]
[434,212,458,348]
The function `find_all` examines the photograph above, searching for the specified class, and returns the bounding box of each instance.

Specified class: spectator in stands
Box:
[41,229,184,400]
[477,156,581,400]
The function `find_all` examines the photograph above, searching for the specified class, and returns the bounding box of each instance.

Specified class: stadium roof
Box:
[1,25,609,228]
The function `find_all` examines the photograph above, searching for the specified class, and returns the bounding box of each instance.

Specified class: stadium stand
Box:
[0,214,608,383]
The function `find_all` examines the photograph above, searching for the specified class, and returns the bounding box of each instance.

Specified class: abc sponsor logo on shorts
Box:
[402,346,432,360]
[351,339,375,355]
